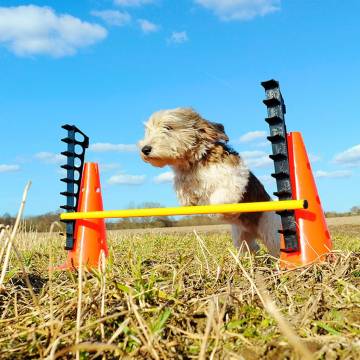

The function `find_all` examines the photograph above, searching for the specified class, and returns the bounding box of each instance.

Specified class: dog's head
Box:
[138,108,229,168]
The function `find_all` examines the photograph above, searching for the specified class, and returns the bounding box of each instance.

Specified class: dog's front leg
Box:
[231,225,260,253]
[231,224,243,248]
[209,189,260,253]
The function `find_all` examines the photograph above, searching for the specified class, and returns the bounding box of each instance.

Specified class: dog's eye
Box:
[164,125,173,131]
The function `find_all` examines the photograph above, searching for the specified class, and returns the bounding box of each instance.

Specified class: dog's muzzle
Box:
[141,145,152,156]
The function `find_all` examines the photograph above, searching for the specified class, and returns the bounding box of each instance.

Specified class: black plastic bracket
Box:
[261,80,298,252]
[60,125,89,250]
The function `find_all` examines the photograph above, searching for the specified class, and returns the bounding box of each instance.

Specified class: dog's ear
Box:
[210,122,226,137]
[199,119,229,143]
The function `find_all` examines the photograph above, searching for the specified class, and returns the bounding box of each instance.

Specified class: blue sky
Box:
[0,0,359,216]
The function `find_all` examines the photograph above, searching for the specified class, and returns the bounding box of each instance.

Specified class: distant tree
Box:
[25,212,64,232]
[108,202,175,229]
[1,213,14,226]
[136,202,174,227]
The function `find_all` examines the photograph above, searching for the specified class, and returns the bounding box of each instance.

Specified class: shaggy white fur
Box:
[174,162,250,206]
[139,107,281,257]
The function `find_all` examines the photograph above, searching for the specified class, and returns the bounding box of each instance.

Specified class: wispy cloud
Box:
[35,152,65,164]
[195,0,281,21]
[90,143,137,152]
[257,174,273,184]
[315,170,352,179]
[0,5,107,57]
[154,171,174,184]
[138,19,159,33]
[254,141,270,148]
[0,164,20,173]
[240,150,272,168]
[238,130,267,143]
[108,173,146,185]
[114,0,154,6]
[309,153,321,163]
[168,31,188,44]
[333,144,360,167]
[91,10,131,26]
[99,163,121,172]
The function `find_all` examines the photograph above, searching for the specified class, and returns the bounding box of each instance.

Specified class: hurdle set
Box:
[58,80,332,270]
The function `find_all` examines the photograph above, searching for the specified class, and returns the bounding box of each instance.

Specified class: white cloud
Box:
[154,171,174,184]
[240,150,272,168]
[35,152,65,164]
[239,130,267,143]
[241,150,266,159]
[114,0,154,6]
[255,141,270,148]
[138,19,159,33]
[195,0,281,21]
[168,31,188,44]
[99,163,121,172]
[315,170,352,179]
[333,144,360,167]
[108,173,146,185]
[0,5,107,57]
[91,10,131,26]
[0,164,20,173]
[309,153,321,163]
[90,143,137,152]
[257,174,273,184]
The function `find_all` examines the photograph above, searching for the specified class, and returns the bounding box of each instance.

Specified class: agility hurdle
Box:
[60,199,307,221]
[58,80,332,270]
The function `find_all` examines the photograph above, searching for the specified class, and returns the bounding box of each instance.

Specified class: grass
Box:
[0,224,359,359]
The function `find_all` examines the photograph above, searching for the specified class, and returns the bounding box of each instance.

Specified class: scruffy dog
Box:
[139,108,281,257]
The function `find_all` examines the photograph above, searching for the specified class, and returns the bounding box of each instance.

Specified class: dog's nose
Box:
[142,145,152,156]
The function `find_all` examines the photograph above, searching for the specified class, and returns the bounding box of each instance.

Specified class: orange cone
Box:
[64,162,108,269]
[280,132,332,268]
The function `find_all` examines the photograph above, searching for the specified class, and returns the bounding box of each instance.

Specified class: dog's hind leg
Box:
[257,212,281,257]
[231,224,260,254]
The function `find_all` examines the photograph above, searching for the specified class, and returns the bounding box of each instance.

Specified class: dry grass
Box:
[0,224,359,359]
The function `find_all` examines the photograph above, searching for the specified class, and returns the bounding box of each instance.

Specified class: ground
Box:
[0,222,359,359]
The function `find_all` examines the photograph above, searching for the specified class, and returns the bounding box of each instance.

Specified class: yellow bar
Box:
[60,200,307,220]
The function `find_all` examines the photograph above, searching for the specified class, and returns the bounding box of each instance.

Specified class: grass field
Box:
[0,223,359,359]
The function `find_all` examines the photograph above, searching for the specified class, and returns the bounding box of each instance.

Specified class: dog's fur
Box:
[139,108,281,256]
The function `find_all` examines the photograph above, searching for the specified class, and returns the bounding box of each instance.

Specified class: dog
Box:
[139,108,281,257]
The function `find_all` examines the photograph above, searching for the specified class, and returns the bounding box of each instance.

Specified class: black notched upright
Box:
[60,125,89,250]
[261,80,298,252]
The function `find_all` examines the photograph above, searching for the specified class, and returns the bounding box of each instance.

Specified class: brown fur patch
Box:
[200,143,240,167]
[144,157,170,168]
[198,119,229,144]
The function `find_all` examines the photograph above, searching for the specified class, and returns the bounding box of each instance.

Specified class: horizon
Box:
[1,0,360,216]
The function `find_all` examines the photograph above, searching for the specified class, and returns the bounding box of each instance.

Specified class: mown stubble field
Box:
[0,222,359,359]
